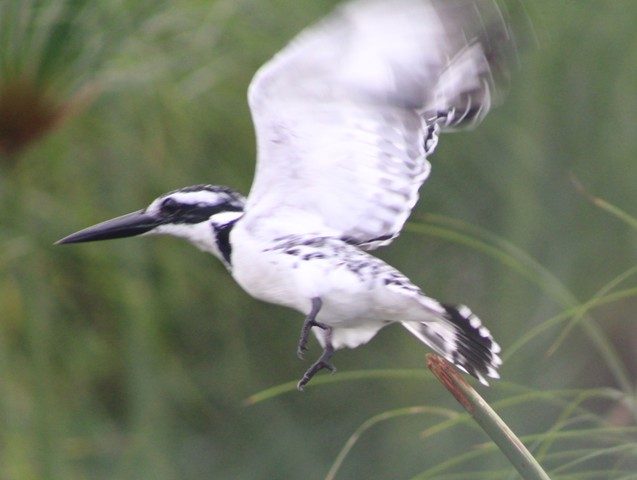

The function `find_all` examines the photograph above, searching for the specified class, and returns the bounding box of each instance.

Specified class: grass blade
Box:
[571,175,637,231]
[546,265,637,357]
[324,406,459,480]
[244,368,428,405]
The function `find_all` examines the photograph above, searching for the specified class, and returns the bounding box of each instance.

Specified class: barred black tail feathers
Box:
[401,303,501,385]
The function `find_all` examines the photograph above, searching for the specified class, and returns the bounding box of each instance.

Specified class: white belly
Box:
[235,226,411,313]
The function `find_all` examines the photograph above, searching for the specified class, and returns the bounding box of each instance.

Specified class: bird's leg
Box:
[297,326,336,391]
[297,297,326,359]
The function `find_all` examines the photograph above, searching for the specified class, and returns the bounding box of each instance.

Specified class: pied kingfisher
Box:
[58,0,517,390]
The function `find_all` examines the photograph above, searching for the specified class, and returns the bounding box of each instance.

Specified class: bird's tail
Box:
[401,303,501,385]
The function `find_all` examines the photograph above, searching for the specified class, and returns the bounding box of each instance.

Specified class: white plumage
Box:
[59,0,517,390]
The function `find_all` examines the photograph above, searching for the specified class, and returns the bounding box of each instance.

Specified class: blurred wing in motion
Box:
[245,0,516,248]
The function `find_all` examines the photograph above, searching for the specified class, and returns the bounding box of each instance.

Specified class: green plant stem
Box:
[427,354,551,480]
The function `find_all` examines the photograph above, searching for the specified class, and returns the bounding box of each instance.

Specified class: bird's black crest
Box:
[166,184,245,204]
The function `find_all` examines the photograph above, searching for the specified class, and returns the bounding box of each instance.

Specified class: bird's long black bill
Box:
[56,210,161,244]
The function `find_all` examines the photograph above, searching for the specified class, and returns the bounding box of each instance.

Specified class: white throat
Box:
[147,221,218,255]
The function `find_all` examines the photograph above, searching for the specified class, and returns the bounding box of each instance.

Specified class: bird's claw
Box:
[323,361,337,374]
[297,360,337,391]
[296,344,308,360]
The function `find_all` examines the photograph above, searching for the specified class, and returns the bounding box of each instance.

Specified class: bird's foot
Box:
[297,327,335,391]
[297,297,324,359]
[297,358,337,391]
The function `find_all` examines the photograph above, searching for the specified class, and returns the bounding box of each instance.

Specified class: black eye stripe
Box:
[160,197,180,214]
[162,202,243,224]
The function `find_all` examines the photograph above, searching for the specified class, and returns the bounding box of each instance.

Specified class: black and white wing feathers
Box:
[245,0,515,247]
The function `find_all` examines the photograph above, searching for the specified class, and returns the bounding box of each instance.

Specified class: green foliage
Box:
[1,0,636,479]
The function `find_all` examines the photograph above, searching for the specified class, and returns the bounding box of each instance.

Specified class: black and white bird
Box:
[58,0,517,390]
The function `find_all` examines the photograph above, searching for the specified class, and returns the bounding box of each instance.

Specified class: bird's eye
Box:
[160,197,179,215]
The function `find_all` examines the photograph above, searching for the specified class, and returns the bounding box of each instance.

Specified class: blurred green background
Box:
[1,1,636,479]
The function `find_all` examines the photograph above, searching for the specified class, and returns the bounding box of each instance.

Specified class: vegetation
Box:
[1,1,636,478]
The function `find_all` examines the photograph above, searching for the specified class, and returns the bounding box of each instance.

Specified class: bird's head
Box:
[57,185,246,266]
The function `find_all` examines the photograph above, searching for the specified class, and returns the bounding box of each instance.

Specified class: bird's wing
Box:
[244,0,515,248]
